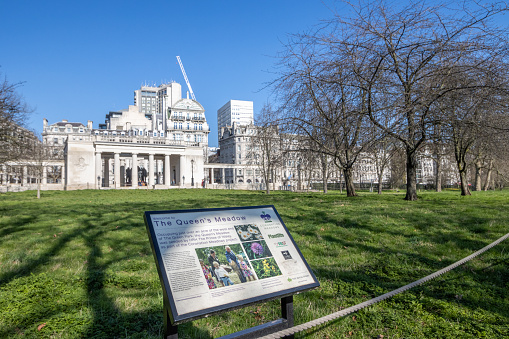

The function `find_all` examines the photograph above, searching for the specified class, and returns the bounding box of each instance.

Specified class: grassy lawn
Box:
[0,189,508,338]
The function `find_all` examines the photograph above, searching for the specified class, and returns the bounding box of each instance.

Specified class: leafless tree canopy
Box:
[271,0,509,199]
[249,103,284,194]
[0,73,33,164]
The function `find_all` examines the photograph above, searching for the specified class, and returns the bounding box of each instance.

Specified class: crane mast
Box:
[176,56,196,101]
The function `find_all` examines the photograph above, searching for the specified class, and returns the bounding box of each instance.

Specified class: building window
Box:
[179,123,183,129]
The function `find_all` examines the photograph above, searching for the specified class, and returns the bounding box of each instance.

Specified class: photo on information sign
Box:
[250,257,282,279]
[196,243,257,289]
[234,224,264,242]
[242,240,272,260]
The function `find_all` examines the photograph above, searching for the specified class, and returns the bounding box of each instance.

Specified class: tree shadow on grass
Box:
[0,201,212,338]
[80,213,212,338]
[0,214,37,239]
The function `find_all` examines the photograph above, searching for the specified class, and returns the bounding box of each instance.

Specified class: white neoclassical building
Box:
[62,82,210,190]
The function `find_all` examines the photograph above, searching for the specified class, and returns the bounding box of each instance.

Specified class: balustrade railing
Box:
[93,134,203,147]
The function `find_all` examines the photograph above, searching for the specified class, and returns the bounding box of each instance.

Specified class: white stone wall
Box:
[65,140,96,190]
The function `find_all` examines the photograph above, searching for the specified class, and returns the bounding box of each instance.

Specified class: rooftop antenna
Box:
[176,56,196,101]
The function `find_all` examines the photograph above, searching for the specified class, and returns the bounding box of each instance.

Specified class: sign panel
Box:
[144,205,319,324]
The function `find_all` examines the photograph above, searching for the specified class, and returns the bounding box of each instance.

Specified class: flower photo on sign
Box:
[251,257,282,279]
[234,224,264,242]
[242,240,272,260]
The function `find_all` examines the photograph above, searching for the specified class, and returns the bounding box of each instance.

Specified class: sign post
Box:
[145,205,319,338]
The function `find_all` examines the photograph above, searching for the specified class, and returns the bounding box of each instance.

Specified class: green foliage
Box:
[251,257,282,279]
[0,189,508,338]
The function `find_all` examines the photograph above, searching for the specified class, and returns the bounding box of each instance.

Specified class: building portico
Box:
[65,134,205,190]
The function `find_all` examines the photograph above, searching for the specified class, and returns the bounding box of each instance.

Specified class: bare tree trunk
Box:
[274,169,278,192]
[322,168,328,194]
[459,170,472,195]
[405,148,418,201]
[266,168,272,194]
[435,155,442,192]
[474,159,482,191]
[377,172,383,194]
[483,159,493,191]
[262,165,271,194]
[344,167,357,197]
[321,155,328,194]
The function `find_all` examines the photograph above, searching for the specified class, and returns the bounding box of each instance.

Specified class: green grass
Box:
[0,189,508,338]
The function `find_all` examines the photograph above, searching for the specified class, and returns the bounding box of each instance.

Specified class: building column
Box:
[95,152,102,189]
[132,153,138,189]
[1,165,5,185]
[180,155,186,187]
[23,166,28,186]
[61,162,66,188]
[149,154,155,187]
[104,158,110,187]
[220,168,224,184]
[164,154,170,186]
[234,168,237,184]
[114,152,120,189]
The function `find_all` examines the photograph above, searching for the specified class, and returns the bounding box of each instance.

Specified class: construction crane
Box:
[176,56,196,101]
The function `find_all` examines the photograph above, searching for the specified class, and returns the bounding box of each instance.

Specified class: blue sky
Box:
[1,0,341,146]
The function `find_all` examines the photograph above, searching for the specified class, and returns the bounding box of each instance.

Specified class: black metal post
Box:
[281,295,294,339]
[163,305,178,339]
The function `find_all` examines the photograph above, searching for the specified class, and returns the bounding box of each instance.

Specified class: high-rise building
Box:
[217,100,253,138]
[134,82,183,131]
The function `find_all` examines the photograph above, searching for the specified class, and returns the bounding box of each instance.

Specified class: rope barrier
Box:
[260,232,509,339]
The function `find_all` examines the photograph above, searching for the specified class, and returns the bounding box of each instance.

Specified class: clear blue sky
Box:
[0,0,341,146]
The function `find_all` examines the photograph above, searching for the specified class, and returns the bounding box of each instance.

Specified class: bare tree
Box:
[0,73,33,165]
[275,0,508,200]
[436,56,509,195]
[250,104,284,194]
[274,34,377,197]
[367,135,398,194]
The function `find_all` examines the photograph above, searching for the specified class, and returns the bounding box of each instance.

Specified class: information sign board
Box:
[144,205,320,325]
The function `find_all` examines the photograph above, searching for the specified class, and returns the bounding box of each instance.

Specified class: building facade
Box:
[1,86,462,193]
[217,100,253,139]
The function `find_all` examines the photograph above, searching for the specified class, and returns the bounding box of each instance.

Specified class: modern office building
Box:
[132,82,183,131]
[217,100,253,138]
